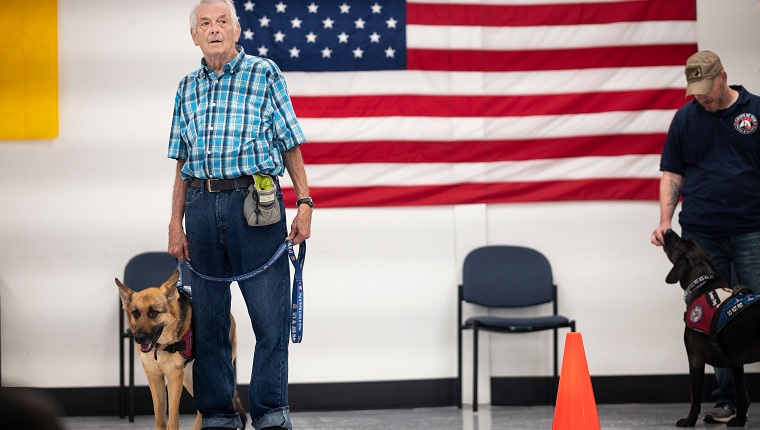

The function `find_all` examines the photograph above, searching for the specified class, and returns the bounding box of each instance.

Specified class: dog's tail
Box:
[233,389,247,429]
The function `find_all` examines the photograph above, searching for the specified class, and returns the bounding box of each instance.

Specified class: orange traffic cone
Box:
[552,332,600,430]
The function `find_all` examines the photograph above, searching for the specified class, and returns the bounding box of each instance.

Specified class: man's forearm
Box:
[283,146,310,200]
[171,159,189,225]
[659,171,683,224]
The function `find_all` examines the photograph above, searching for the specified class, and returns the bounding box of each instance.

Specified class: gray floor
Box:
[60,404,760,429]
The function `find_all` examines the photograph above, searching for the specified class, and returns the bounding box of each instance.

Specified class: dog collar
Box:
[684,274,716,304]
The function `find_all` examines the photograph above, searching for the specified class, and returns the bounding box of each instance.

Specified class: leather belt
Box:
[190,176,253,192]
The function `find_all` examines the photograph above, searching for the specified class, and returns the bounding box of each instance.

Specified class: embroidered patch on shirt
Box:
[734,113,758,134]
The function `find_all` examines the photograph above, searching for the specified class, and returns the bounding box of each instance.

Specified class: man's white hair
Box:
[189,0,239,34]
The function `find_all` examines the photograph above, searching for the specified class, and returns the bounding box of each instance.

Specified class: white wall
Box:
[1,0,760,407]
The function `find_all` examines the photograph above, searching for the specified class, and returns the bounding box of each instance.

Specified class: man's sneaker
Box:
[704,403,737,423]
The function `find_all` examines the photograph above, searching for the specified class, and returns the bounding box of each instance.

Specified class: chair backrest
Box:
[462,245,554,308]
[123,252,178,292]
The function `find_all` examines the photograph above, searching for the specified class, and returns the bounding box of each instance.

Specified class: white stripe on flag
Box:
[407,21,696,50]
[284,67,686,96]
[298,110,675,142]
[280,154,661,187]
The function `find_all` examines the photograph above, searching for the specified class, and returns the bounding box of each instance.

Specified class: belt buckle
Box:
[205,179,221,192]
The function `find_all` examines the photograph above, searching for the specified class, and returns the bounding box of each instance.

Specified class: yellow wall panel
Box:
[0,0,58,139]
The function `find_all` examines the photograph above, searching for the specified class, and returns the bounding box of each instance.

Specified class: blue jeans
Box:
[682,229,760,407]
[185,182,292,429]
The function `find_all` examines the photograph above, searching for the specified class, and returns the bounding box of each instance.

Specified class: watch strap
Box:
[297,197,314,207]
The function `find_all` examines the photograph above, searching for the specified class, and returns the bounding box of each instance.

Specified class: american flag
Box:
[235,0,697,207]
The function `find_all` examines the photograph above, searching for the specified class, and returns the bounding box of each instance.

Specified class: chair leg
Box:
[457,327,462,408]
[473,324,478,412]
[457,286,463,409]
[129,341,135,422]
[119,305,125,419]
[553,328,559,395]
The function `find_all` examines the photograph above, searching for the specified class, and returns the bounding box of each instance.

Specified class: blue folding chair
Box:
[457,245,576,411]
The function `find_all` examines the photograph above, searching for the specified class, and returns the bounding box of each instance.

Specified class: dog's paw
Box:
[676,417,697,427]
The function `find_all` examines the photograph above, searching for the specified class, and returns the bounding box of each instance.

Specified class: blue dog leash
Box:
[176,240,305,343]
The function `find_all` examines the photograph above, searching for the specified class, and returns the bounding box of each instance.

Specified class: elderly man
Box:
[652,51,760,424]
[167,0,312,428]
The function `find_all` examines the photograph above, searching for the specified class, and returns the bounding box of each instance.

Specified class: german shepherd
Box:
[117,270,246,430]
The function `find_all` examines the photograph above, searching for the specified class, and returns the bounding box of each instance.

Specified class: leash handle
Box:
[176,240,306,343]
[289,240,305,343]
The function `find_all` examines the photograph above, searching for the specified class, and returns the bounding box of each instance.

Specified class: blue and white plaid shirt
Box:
[168,47,306,181]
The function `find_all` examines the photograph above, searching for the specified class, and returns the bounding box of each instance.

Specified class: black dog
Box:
[663,229,760,427]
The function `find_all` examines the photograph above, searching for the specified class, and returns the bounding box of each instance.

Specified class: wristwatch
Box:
[297,197,314,208]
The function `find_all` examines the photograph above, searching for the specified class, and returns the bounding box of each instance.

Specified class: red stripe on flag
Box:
[407,44,698,72]
[282,179,659,207]
[300,134,665,164]
[291,89,685,118]
[407,0,697,27]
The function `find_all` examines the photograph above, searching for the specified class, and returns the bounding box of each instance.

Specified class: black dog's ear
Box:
[666,255,689,284]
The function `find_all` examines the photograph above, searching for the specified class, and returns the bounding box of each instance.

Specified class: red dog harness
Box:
[683,274,759,366]
[685,287,733,334]
[160,287,194,366]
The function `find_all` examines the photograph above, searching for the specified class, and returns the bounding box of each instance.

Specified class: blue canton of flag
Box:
[235,0,406,72]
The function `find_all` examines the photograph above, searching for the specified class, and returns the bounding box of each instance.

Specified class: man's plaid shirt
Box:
[168,47,306,181]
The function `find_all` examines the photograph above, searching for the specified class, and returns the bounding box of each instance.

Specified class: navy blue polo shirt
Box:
[660,85,760,237]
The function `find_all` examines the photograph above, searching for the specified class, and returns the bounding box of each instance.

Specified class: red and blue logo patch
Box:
[734,113,758,135]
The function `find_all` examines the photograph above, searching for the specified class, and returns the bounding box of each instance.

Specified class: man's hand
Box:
[651,223,671,247]
[168,221,190,263]
[286,205,312,245]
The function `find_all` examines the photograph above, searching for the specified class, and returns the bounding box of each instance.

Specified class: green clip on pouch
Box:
[244,173,282,226]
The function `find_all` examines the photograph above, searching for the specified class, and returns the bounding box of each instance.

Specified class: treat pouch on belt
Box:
[244,173,281,226]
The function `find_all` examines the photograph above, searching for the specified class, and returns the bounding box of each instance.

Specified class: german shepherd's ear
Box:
[160,270,181,300]
[115,278,133,309]
[666,255,689,285]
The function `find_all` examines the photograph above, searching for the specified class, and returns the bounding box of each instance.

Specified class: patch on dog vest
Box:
[685,288,732,334]
[685,288,759,334]
[715,293,760,332]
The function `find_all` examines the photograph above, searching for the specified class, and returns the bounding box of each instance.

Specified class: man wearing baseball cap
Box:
[652,50,760,423]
